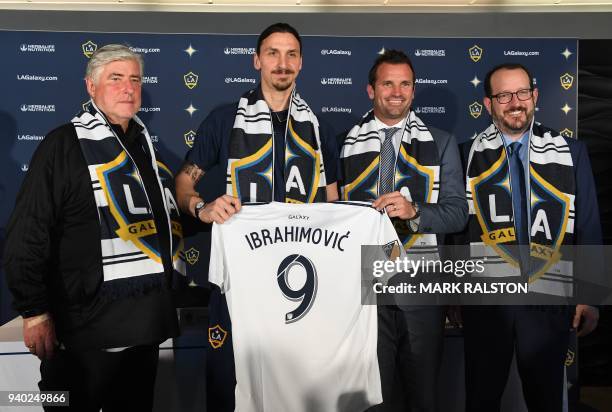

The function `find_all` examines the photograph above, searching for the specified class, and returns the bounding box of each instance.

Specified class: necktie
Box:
[508,141,528,246]
[379,127,399,195]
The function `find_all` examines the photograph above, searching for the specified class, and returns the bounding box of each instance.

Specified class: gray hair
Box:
[85,44,144,84]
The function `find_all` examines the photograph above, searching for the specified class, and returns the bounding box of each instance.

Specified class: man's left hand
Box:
[23,313,57,360]
[573,304,599,337]
[372,192,416,220]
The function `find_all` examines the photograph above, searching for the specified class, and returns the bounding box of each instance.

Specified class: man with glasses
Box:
[460,63,602,411]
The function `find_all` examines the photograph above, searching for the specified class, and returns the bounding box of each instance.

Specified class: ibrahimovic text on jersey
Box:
[209,201,401,412]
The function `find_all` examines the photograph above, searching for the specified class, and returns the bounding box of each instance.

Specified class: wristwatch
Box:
[407,202,421,233]
[194,200,206,219]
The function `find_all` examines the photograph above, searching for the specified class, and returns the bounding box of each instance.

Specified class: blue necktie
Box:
[379,127,399,195]
[508,141,528,246]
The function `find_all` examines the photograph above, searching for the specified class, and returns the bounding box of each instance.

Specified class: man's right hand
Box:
[23,313,57,360]
[198,195,242,224]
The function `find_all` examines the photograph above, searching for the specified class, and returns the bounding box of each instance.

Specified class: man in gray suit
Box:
[339,49,467,411]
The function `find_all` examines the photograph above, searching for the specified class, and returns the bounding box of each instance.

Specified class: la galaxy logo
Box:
[469,102,483,119]
[97,154,182,262]
[183,71,199,89]
[208,324,228,349]
[184,130,196,148]
[382,240,401,260]
[560,73,574,90]
[565,349,575,366]
[82,100,91,112]
[469,45,483,62]
[470,147,571,278]
[560,128,574,138]
[184,247,200,265]
[82,41,97,58]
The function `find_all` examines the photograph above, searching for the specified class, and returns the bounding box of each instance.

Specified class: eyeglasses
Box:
[490,88,533,104]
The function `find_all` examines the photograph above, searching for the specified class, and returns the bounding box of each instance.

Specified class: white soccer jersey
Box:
[209,201,401,412]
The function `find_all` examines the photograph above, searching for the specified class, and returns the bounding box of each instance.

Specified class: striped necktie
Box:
[379,127,399,195]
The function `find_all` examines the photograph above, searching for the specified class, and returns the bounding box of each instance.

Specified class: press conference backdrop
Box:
[0,32,577,322]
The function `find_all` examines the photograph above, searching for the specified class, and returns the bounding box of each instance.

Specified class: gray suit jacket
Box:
[417,127,468,237]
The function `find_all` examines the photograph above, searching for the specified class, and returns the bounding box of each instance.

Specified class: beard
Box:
[271,69,295,91]
[494,105,534,135]
[272,80,293,91]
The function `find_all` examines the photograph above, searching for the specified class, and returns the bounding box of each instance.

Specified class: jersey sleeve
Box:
[360,209,403,287]
[208,223,229,292]
[375,212,406,286]
[378,212,403,259]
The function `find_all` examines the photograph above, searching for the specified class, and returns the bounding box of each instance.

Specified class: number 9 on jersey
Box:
[276,254,318,324]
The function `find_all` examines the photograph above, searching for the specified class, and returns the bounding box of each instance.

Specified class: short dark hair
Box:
[256,22,302,55]
[368,49,415,86]
[484,63,534,97]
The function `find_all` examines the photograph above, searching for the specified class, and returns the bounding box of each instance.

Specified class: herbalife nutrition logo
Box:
[414,107,446,114]
[414,49,445,57]
[20,104,55,112]
[320,77,352,86]
[142,76,159,84]
[20,44,55,53]
[223,47,255,55]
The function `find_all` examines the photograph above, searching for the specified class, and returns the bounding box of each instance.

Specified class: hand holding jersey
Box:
[175,23,340,412]
[372,192,417,220]
[176,24,338,226]
[196,195,242,224]
[341,50,468,412]
[209,202,402,412]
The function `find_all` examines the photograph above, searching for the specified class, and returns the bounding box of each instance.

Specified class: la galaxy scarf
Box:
[466,122,575,296]
[340,110,440,253]
[72,101,185,299]
[227,85,327,203]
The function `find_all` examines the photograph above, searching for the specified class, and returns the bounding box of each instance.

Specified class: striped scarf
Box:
[227,85,326,203]
[340,110,440,254]
[72,101,185,299]
[466,122,575,297]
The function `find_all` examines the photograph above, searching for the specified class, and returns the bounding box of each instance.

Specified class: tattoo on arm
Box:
[180,161,205,184]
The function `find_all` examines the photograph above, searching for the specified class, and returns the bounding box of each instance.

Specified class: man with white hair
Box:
[4,44,185,411]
